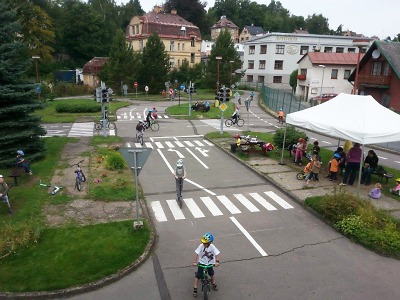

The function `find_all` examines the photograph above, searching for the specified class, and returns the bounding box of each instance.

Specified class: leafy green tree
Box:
[165,0,210,37]
[305,14,331,35]
[100,29,142,95]
[59,0,110,65]
[0,1,46,167]
[138,33,170,94]
[210,0,241,28]
[289,70,298,94]
[119,0,145,28]
[4,0,55,59]
[205,29,241,89]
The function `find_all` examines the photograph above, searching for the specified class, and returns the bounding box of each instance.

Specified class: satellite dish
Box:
[372,49,380,59]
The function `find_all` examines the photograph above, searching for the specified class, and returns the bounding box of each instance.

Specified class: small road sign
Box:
[219,103,227,111]
[134,82,138,88]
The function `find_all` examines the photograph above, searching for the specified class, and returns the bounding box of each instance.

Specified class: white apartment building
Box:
[243,32,373,89]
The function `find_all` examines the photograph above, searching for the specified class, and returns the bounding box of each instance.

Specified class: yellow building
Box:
[126,6,202,69]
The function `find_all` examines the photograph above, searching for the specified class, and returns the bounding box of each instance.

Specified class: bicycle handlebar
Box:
[196,263,215,268]
[70,159,84,167]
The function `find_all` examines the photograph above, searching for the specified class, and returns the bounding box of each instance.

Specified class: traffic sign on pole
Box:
[134,82,138,88]
[120,147,152,176]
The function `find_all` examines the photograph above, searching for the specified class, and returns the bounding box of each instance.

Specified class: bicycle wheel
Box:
[107,122,116,130]
[80,171,86,183]
[94,123,102,130]
[225,119,233,127]
[150,122,159,131]
[139,134,144,145]
[296,172,305,180]
[75,177,82,191]
[237,118,245,127]
[203,281,210,300]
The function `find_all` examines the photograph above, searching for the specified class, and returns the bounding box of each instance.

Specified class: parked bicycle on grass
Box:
[70,160,86,191]
[39,180,63,195]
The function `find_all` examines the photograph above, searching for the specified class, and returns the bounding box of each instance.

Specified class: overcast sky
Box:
[117,0,398,39]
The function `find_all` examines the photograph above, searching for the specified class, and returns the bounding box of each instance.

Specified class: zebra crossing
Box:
[125,138,214,149]
[67,122,95,137]
[117,113,169,121]
[150,191,294,222]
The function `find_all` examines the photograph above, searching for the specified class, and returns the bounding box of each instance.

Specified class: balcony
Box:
[297,74,306,80]
[358,74,392,86]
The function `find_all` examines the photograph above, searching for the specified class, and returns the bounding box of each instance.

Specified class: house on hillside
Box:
[349,40,400,111]
[296,52,360,101]
[239,25,265,42]
[126,6,202,69]
[211,16,239,43]
[82,57,108,88]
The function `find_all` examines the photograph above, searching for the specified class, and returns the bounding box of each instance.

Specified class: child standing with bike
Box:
[193,232,220,297]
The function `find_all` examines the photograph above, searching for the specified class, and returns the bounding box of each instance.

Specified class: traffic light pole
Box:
[101,102,107,137]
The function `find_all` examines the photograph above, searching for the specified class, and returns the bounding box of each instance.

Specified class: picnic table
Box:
[240,138,274,156]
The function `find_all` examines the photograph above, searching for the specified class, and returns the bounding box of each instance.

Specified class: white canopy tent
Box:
[286,93,400,145]
[283,93,400,195]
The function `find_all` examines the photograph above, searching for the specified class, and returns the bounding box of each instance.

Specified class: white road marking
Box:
[186,148,209,169]
[203,140,214,146]
[195,147,209,157]
[184,141,195,147]
[145,142,153,148]
[200,197,223,216]
[194,140,204,146]
[151,201,167,222]
[216,195,241,214]
[184,198,205,218]
[230,216,268,257]
[378,156,387,160]
[174,141,185,148]
[321,141,331,144]
[155,142,164,148]
[166,200,185,220]
[168,148,185,158]
[165,141,175,148]
[264,191,293,209]
[249,193,277,211]
[234,194,260,212]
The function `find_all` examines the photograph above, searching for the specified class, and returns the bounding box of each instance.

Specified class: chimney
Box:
[171,9,177,15]
[153,5,163,13]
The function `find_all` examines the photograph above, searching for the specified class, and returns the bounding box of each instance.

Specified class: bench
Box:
[9,167,25,185]
[371,166,393,184]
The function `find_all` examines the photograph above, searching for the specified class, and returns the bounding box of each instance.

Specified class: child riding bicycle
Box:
[193,232,220,297]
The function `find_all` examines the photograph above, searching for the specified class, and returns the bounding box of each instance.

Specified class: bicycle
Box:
[70,160,86,191]
[196,264,215,300]
[39,180,63,195]
[94,118,116,130]
[136,130,144,145]
[144,119,160,131]
[176,177,184,208]
[225,117,244,127]
[296,171,307,180]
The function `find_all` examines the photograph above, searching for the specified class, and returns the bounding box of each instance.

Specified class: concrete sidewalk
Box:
[214,138,400,220]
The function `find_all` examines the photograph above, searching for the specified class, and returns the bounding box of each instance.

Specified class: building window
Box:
[260,45,267,54]
[331,69,338,79]
[178,43,180,51]
[247,75,254,82]
[344,69,351,79]
[178,59,180,66]
[276,45,285,54]
[300,68,307,76]
[324,47,333,53]
[348,47,356,53]
[274,60,283,70]
[248,60,254,69]
[249,45,255,54]
[135,25,139,34]
[182,43,185,51]
[259,60,265,69]
[191,53,195,63]
[191,37,195,47]
[258,76,265,83]
[170,41,175,51]
[139,40,143,50]
[383,62,390,75]
[371,62,382,75]
[336,47,344,53]
[273,76,282,83]
[300,46,309,55]
[169,58,175,68]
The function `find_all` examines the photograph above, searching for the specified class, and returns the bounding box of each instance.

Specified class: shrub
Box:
[335,215,367,236]
[105,153,126,170]
[318,191,362,223]
[273,125,307,149]
[55,102,101,113]
[52,83,92,97]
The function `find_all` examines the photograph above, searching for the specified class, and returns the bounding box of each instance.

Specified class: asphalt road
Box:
[67,96,400,300]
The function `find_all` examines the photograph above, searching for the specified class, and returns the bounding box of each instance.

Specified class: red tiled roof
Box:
[128,11,201,41]
[82,57,108,74]
[307,52,361,65]
[211,16,239,29]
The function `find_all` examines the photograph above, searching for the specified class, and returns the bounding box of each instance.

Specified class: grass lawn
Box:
[34,98,133,123]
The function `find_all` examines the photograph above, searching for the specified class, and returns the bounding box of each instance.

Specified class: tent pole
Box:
[356,145,364,197]
[279,123,288,165]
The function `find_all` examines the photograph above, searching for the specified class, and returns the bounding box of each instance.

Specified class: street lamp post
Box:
[216,56,222,93]
[229,60,234,86]
[352,40,370,95]
[318,64,326,105]
[32,56,41,101]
